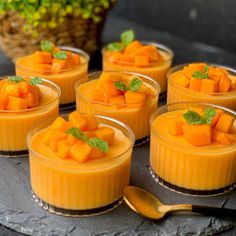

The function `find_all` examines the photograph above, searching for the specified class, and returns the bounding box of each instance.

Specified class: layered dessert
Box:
[16,40,89,110]
[102,30,173,93]
[76,71,160,143]
[28,112,134,215]
[167,63,236,110]
[0,76,60,156]
[150,103,236,195]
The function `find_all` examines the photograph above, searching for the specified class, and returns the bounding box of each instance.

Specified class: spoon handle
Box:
[192,205,236,217]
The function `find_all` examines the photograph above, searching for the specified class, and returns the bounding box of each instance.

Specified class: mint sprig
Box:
[30,77,43,86]
[192,65,209,79]
[114,81,128,91]
[66,127,109,153]
[107,42,125,52]
[183,107,217,125]
[87,137,109,153]
[40,40,54,53]
[8,76,24,83]
[129,77,143,92]
[53,51,67,60]
[121,30,135,46]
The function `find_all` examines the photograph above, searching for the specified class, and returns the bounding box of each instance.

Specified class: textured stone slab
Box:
[0,143,235,236]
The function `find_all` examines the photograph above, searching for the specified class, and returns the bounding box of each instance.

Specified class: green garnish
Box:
[53,51,67,60]
[183,110,206,125]
[66,127,109,152]
[8,76,24,83]
[192,65,209,79]
[204,107,216,125]
[30,77,43,86]
[129,77,143,92]
[40,40,54,53]
[107,30,135,51]
[183,107,217,125]
[67,127,88,142]
[114,81,128,91]
[121,30,135,46]
[87,137,109,153]
[107,42,125,52]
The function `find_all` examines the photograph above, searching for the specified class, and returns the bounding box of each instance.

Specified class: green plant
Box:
[0,0,116,36]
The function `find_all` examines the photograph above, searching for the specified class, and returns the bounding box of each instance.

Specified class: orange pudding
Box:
[16,41,89,110]
[28,112,134,216]
[150,102,236,195]
[102,30,173,94]
[76,71,160,143]
[167,63,236,110]
[0,76,60,157]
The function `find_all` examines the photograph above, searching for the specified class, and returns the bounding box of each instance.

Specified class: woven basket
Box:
[0,11,106,61]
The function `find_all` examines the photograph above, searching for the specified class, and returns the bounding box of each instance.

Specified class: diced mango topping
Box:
[173,63,236,93]
[167,107,235,146]
[106,30,163,67]
[0,76,42,110]
[43,112,115,163]
[90,72,156,109]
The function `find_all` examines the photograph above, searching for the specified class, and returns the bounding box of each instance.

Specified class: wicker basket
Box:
[0,11,106,61]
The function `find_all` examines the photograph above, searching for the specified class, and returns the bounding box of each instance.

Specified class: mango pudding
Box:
[102,30,173,94]
[150,103,236,195]
[76,71,160,144]
[167,63,236,110]
[0,76,60,157]
[28,112,134,216]
[16,40,89,111]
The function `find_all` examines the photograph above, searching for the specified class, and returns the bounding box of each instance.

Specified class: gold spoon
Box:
[123,186,236,220]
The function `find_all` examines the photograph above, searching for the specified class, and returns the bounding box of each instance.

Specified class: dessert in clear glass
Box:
[0,76,60,157]
[76,71,160,144]
[28,112,134,216]
[15,40,89,111]
[167,63,236,110]
[150,102,236,196]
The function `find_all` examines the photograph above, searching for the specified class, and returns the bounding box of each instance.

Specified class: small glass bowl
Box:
[27,114,134,216]
[167,63,236,111]
[102,42,173,94]
[75,71,160,145]
[15,46,89,112]
[150,102,236,196]
[0,76,60,157]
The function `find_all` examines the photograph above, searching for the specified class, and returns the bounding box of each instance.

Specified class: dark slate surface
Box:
[0,16,236,236]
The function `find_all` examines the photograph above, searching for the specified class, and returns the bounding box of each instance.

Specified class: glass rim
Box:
[75,70,160,106]
[15,46,90,74]
[102,41,174,66]
[27,114,135,168]
[150,101,236,152]
[0,76,60,113]
[168,62,236,96]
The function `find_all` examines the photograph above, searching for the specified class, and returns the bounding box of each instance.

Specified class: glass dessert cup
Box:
[15,46,89,112]
[0,77,60,157]
[167,64,236,110]
[150,102,236,196]
[75,71,160,145]
[27,115,135,217]
[102,42,173,95]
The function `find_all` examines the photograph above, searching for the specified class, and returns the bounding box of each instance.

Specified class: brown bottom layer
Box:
[32,191,123,217]
[150,167,236,196]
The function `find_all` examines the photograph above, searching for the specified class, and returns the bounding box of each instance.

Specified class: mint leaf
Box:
[192,65,209,79]
[66,127,88,142]
[204,107,216,125]
[183,110,206,125]
[53,51,67,60]
[121,30,135,46]
[129,77,143,92]
[30,77,43,86]
[87,137,109,153]
[40,40,54,53]
[107,42,124,51]
[204,65,209,78]
[114,81,128,91]
[8,76,23,83]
